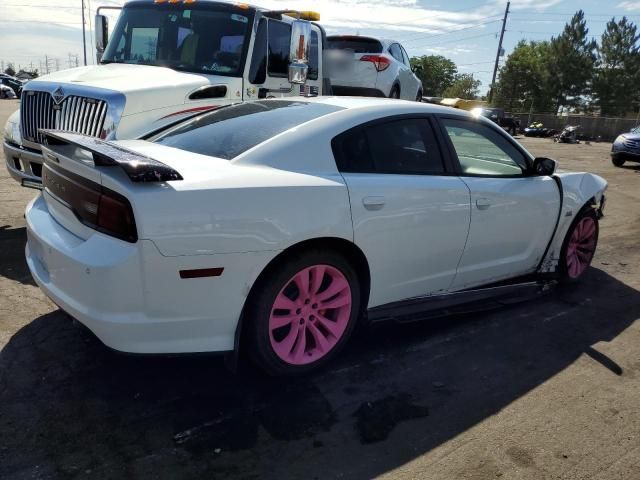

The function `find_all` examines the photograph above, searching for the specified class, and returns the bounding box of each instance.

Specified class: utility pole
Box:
[488,1,510,104]
[81,0,87,66]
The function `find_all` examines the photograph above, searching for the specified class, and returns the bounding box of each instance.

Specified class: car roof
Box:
[326,35,398,47]
[277,96,469,116]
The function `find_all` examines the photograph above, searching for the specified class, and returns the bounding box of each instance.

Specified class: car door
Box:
[245,18,322,99]
[437,116,561,290]
[388,43,413,99]
[333,116,471,308]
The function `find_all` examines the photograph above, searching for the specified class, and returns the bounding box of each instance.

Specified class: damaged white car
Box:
[25,97,607,375]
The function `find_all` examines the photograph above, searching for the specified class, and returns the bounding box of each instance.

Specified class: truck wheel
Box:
[246,250,361,375]
[558,207,599,282]
[611,157,625,167]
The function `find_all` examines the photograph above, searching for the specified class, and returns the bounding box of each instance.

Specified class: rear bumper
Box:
[4,140,43,185]
[331,85,386,97]
[25,194,274,354]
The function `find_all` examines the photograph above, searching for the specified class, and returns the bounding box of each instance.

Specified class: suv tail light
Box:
[360,55,391,72]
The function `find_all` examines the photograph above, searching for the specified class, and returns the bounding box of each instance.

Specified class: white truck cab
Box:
[3,0,327,186]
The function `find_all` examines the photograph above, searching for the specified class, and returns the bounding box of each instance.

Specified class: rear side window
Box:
[388,43,403,63]
[267,20,290,77]
[152,101,343,159]
[333,118,445,175]
[327,36,383,53]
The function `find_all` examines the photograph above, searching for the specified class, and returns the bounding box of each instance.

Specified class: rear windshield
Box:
[327,36,383,53]
[152,101,343,159]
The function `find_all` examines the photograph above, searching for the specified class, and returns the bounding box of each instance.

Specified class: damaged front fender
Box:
[539,172,607,273]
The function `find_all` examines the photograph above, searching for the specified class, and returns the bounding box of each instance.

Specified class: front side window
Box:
[101,4,254,77]
[333,118,445,175]
[442,118,528,176]
[267,20,291,77]
[152,101,343,159]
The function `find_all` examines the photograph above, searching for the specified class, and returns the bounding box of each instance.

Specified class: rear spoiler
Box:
[41,130,183,183]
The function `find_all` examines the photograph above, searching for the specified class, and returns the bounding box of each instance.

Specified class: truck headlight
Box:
[3,111,21,145]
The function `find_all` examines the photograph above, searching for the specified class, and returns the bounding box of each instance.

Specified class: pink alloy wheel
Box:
[269,264,352,365]
[566,216,597,279]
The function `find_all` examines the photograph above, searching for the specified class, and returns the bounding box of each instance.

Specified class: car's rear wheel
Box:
[559,207,599,282]
[390,85,400,99]
[416,90,423,102]
[247,250,361,375]
[612,156,625,167]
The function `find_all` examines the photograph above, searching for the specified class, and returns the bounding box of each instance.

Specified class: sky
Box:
[1,0,639,93]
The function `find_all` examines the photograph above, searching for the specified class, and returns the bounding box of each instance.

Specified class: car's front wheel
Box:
[246,250,361,375]
[612,156,625,167]
[559,207,599,282]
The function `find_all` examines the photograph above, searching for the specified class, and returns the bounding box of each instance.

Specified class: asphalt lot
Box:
[0,98,639,480]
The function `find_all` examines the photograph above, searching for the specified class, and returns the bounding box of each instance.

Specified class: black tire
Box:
[389,85,400,99]
[415,90,423,102]
[245,249,362,376]
[558,207,599,283]
[612,156,626,167]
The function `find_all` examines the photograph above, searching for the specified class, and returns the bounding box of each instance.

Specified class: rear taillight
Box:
[43,163,138,243]
[360,54,391,72]
[96,190,137,243]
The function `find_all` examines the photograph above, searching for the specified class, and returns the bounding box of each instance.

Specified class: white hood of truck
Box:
[29,64,231,116]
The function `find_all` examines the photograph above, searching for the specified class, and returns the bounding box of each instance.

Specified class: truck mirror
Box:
[95,14,109,60]
[288,20,310,85]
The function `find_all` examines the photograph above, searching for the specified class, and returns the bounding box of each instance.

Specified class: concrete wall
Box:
[513,113,639,141]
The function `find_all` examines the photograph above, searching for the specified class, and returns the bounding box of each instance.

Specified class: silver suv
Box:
[327,35,422,101]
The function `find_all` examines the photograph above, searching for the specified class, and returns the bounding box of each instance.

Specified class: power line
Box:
[412,31,498,49]
[402,17,503,44]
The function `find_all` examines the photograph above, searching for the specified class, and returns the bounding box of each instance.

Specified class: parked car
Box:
[611,126,640,167]
[327,35,422,100]
[524,122,555,137]
[25,97,606,375]
[0,77,23,98]
[471,107,519,135]
[0,83,16,99]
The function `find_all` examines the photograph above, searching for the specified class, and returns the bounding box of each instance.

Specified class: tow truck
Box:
[3,0,328,187]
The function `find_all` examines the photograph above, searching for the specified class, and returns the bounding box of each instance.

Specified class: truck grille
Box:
[20,91,108,145]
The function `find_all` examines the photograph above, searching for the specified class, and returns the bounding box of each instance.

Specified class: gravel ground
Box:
[0,99,639,480]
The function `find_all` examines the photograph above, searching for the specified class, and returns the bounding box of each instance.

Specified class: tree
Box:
[592,16,640,116]
[545,10,597,112]
[409,55,457,97]
[4,64,16,77]
[442,73,481,99]
[492,40,554,112]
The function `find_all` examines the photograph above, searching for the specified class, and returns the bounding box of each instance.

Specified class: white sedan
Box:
[25,97,607,375]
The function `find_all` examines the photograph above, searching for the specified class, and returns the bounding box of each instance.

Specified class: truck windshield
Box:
[101,3,255,77]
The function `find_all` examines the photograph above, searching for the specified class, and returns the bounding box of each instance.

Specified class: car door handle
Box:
[476,198,491,210]
[363,196,385,210]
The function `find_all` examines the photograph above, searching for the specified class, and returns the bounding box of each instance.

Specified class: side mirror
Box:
[532,157,557,176]
[288,20,310,85]
[95,14,109,61]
